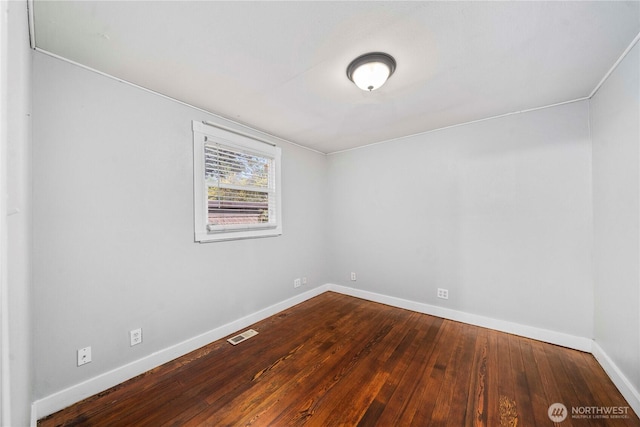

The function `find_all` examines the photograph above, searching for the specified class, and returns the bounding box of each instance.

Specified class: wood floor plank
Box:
[403,319,459,426]
[484,329,501,427]
[496,330,519,427]
[356,322,423,425]
[246,305,400,425]
[545,343,594,426]
[464,326,489,427]
[366,318,440,426]
[421,320,470,426]
[317,314,426,425]
[508,334,537,426]
[531,339,579,427]
[445,323,480,426]
[39,292,640,427]
[386,317,445,426]
[518,338,556,426]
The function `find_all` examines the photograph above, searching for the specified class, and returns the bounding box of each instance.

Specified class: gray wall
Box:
[4,0,33,425]
[591,42,640,396]
[32,53,327,399]
[327,101,594,338]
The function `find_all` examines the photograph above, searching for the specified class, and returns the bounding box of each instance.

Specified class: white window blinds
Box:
[204,141,276,231]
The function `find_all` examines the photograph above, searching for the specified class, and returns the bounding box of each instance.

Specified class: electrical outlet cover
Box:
[130,328,142,346]
[437,288,449,299]
[77,346,91,366]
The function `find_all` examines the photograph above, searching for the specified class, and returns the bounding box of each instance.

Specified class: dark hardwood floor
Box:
[39,292,639,426]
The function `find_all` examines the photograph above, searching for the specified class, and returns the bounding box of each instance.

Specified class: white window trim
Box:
[193,121,282,242]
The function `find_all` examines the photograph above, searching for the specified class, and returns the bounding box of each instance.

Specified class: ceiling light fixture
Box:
[346,52,396,92]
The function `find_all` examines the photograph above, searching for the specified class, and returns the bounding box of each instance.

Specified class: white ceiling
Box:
[33,1,640,153]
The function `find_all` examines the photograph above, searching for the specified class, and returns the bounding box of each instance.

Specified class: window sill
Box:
[195,226,282,243]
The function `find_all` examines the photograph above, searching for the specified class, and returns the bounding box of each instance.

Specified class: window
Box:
[193,121,282,242]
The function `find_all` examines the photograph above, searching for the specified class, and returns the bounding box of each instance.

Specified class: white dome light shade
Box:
[347,52,396,91]
[352,62,390,91]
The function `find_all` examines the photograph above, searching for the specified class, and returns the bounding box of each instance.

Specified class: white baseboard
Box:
[592,342,640,417]
[326,284,593,352]
[33,284,639,425]
[31,285,330,424]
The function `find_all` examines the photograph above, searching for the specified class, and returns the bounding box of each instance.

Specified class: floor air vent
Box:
[227,329,259,345]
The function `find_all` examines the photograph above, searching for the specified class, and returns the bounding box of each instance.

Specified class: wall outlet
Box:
[350,272,357,281]
[302,277,308,285]
[130,328,142,346]
[77,346,91,366]
[294,278,301,288]
[437,288,449,300]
